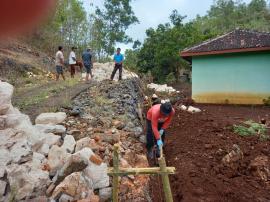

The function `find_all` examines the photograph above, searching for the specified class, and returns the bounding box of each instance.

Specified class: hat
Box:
[160,102,172,115]
[152,94,158,99]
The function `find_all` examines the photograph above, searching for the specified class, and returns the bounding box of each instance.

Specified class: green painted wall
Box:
[192,51,270,104]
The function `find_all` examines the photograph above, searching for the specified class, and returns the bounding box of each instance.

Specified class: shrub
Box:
[233,120,268,141]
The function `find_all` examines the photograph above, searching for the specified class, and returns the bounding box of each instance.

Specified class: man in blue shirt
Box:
[82,47,93,82]
[111,48,124,81]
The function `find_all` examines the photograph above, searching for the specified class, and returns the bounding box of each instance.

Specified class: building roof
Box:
[181,29,270,58]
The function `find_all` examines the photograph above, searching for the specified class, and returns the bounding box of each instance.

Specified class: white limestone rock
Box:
[48,145,71,176]
[35,124,66,134]
[61,135,76,153]
[35,112,67,125]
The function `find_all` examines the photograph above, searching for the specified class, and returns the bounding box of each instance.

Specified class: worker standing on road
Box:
[55,46,65,81]
[82,47,93,82]
[110,48,124,81]
[146,101,175,158]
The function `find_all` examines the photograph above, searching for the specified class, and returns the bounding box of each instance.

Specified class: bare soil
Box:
[150,84,270,202]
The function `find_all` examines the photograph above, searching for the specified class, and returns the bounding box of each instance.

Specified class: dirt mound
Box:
[0,40,54,86]
[152,104,270,202]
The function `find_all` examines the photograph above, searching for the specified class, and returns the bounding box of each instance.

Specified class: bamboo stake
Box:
[108,167,175,176]
[112,144,120,202]
[158,146,174,202]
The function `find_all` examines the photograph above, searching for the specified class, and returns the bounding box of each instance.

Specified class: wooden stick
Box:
[112,144,120,202]
[159,156,174,202]
[107,167,175,176]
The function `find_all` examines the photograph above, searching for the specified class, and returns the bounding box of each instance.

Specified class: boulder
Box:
[75,137,100,152]
[30,152,47,169]
[0,180,6,196]
[35,124,66,134]
[74,147,94,162]
[35,112,67,125]
[47,145,70,176]
[51,151,89,186]
[83,162,109,189]
[99,187,112,202]
[51,172,91,200]
[61,135,76,153]
[9,134,32,164]
[44,133,61,147]
[6,164,50,200]
[0,81,13,107]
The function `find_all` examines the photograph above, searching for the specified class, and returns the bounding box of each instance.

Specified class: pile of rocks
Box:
[62,78,151,201]
[0,81,110,201]
[147,83,178,94]
[81,62,138,82]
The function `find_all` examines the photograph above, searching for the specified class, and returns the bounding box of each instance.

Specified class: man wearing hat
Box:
[82,47,93,82]
[146,101,175,158]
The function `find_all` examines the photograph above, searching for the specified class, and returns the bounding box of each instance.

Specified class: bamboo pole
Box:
[158,147,174,202]
[107,167,175,176]
[112,144,120,202]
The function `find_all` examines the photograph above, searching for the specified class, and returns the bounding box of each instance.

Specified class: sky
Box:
[83,0,252,52]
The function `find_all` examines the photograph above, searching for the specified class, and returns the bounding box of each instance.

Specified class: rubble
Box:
[0,69,150,201]
[222,144,243,168]
[249,155,270,182]
[147,83,177,93]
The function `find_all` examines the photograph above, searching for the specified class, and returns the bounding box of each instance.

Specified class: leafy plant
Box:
[233,120,268,141]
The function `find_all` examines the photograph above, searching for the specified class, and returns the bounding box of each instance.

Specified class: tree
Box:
[95,0,139,56]
[26,0,89,55]
[136,0,270,83]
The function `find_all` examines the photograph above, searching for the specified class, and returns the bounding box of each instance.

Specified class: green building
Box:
[181,29,270,104]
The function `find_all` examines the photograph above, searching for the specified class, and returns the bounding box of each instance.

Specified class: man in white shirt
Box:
[69,47,77,78]
[55,46,65,81]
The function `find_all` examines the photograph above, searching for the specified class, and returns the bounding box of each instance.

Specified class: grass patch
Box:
[233,120,268,141]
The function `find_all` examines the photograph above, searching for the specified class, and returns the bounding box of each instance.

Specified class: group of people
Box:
[55,46,124,82]
[55,46,94,82]
[55,45,175,160]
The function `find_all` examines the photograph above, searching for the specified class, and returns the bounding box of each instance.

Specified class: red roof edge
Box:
[180,47,270,57]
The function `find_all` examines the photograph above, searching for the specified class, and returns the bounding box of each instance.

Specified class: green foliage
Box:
[263,97,270,106]
[165,72,176,85]
[27,0,89,55]
[124,49,139,72]
[94,0,139,57]
[233,120,268,141]
[137,0,270,83]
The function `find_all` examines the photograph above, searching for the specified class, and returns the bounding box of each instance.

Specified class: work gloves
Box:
[157,139,163,147]
[159,129,164,136]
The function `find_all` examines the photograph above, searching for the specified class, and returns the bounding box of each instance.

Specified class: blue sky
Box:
[83,0,252,51]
